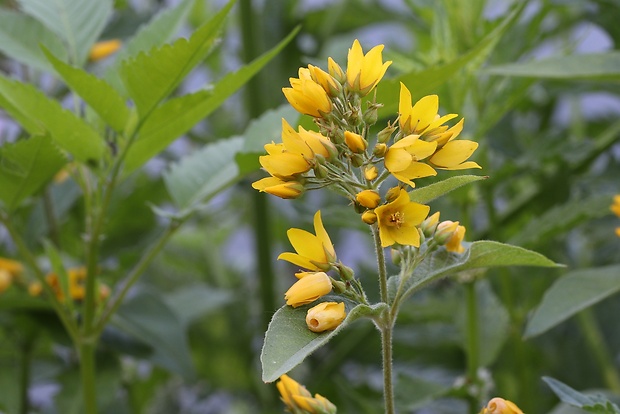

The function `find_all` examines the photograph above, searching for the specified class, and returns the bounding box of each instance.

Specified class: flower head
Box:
[346,39,392,95]
[284,272,332,308]
[306,302,346,332]
[384,134,437,187]
[277,375,337,414]
[283,68,332,117]
[374,189,430,247]
[278,211,336,271]
[480,397,524,414]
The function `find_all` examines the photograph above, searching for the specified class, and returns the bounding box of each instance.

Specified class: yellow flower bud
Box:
[277,375,312,410]
[385,186,401,203]
[252,177,305,199]
[344,131,367,153]
[308,64,342,97]
[480,397,524,414]
[28,282,43,297]
[306,302,346,332]
[435,220,459,245]
[377,123,397,143]
[0,270,11,293]
[356,190,380,209]
[89,39,122,61]
[284,272,332,308]
[328,57,346,84]
[373,143,387,157]
[364,165,378,181]
[421,211,440,237]
[277,375,337,414]
[361,210,377,225]
[445,224,466,254]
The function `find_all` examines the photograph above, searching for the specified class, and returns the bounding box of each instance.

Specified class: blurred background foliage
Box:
[0,0,619,413]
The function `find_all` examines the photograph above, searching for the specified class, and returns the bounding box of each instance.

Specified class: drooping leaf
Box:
[18,0,113,65]
[163,137,243,212]
[0,75,106,163]
[524,265,620,338]
[486,52,620,81]
[43,48,131,133]
[123,26,299,173]
[0,136,66,211]
[0,10,67,71]
[119,0,234,120]
[543,377,620,413]
[409,175,487,204]
[261,296,386,383]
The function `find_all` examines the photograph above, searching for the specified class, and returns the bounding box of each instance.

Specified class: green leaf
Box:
[0,10,67,71]
[18,0,113,65]
[119,0,234,120]
[261,296,386,383]
[163,284,232,327]
[524,265,620,338]
[0,75,106,163]
[123,26,299,173]
[113,288,195,378]
[376,3,524,117]
[543,377,620,413]
[409,175,487,204]
[486,52,620,81]
[163,137,243,212]
[0,136,66,211]
[43,48,130,133]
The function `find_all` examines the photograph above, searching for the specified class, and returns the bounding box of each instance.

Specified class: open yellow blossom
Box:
[281,119,336,160]
[278,211,336,271]
[283,68,332,117]
[89,39,122,61]
[258,142,310,179]
[252,177,305,199]
[399,85,442,135]
[374,189,430,247]
[480,397,524,414]
[429,140,481,170]
[308,64,341,96]
[346,39,392,95]
[284,272,332,307]
[384,134,437,186]
[306,301,346,332]
[277,375,337,414]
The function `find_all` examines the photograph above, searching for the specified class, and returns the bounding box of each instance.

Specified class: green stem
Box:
[465,280,480,413]
[79,341,97,414]
[380,322,395,414]
[577,309,620,393]
[43,187,61,248]
[372,225,389,304]
[18,338,33,414]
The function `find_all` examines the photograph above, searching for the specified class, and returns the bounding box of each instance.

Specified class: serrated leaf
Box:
[0,10,67,71]
[123,26,299,173]
[163,137,244,211]
[524,265,620,338]
[0,75,106,163]
[376,3,524,117]
[43,48,130,133]
[543,377,620,413]
[486,52,620,81]
[18,0,113,65]
[409,175,487,204]
[261,296,386,383]
[119,0,234,120]
[0,136,66,211]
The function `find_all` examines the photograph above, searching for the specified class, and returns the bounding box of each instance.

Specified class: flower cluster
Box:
[277,375,337,414]
[480,397,524,414]
[611,195,620,237]
[28,267,110,302]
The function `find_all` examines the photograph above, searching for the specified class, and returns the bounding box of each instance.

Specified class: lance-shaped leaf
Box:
[18,0,113,65]
[0,135,66,211]
[123,26,299,173]
[119,0,234,121]
[524,265,620,338]
[43,48,130,133]
[0,75,106,163]
[261,296,386,383]
[0,10,67,71]
[543,377,620,413]
[409,175,487,204]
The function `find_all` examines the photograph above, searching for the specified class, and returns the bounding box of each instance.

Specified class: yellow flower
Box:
[284,272,332,308]
[384,134,437,187]
[346,39,392,95]
[0,270,11,293]
[283,68,332,117]
[611,195,620,217]
[258,142,310,179]
[344,131,367,153]
[308,64,341,96]
[616,227,620,237]
[306,301,346,332]
[89,39,122,61]
[277,374,312,409]
[361,210,377,225]
[277,375,337,414]
[0,257,23,277]
[252,177,305,199]
[278,211,336,271]
[45,267,87,301]
[294,393,338,414]
[28,282,43,297]
[356,190,381,209]
[281,119,336,161]
[480,397,524,414]
[364,165,378,181]
[399,85,441,135]
[374,189,430,247]
[428,140,482,170]
[446,223,466,254]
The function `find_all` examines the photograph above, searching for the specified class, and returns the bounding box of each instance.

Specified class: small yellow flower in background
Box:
[612,195,620,217]
[28,281,43,297]
[306,301,346,333]
[374,189,430,247]
[284,272,332,308]
[346,39,392,96]
[0,257,23,294]
[344,131,367,153]
[46,267,87,301]
[384,134,437,187]
[278,211,336,271]
[89,39,122,61]
[356,190,381,209]
[0,270,11,293]
[480,397,524,414]
[277,375,337,414]
[252,176,305,199]
[283,68,332,117]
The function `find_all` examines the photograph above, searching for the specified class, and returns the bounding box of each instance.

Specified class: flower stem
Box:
[372,225,388,304]
[79,341,97,414]
[380,323,395,414]
[465,280,481,413]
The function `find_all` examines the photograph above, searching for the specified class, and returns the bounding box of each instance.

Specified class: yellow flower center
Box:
[388,212,405,228]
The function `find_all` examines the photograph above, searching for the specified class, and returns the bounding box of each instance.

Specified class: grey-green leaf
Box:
[543,377,620,413]
[524,265,620,338]
[261,296,386,383]
[409,175,487,204]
